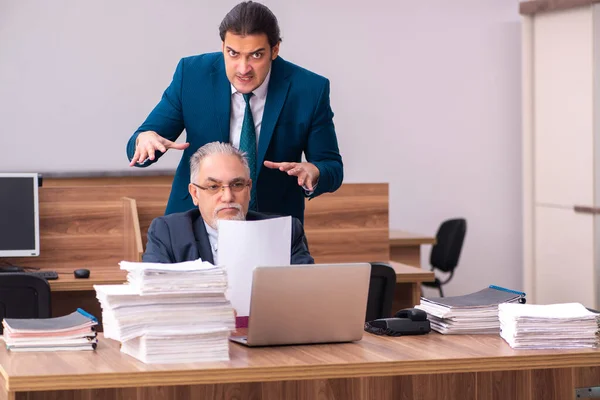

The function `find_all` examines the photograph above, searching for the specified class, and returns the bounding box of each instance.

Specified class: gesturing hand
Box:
[264,161,320,191]
[129,131,190,166]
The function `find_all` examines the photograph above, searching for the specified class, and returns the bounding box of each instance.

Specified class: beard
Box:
[210,203,245,230]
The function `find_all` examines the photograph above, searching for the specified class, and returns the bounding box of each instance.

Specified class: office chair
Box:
[0,273,51,334]
[365,262,396,321]
[422,218,467,298]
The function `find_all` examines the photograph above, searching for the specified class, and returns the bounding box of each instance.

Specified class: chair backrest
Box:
[365,262,396,321]
[0,273,51,334]
[430,218,467,273]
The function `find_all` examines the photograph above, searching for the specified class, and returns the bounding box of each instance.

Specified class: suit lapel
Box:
[257,57,290,175]
[210,56,232,142]
[245,211,262,221]
[193,212,215,264]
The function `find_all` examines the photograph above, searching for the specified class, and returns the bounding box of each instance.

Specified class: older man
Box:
[142,142,314,264]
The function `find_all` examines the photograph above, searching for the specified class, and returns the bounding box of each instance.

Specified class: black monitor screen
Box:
[0,174,39,257]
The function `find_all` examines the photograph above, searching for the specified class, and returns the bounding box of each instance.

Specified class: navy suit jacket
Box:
[142,209,314,265]
[127,53,343,223]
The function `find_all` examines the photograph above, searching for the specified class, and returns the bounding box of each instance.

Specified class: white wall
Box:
[0,0,523,296]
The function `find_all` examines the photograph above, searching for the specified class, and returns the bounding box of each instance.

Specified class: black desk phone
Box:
[365,308,431,336]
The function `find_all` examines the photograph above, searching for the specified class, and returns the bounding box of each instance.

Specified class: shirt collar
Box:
[203,221,218,249]
[230,69,271,100]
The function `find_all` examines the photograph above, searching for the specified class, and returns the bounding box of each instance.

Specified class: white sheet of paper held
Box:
[218,216,291,316]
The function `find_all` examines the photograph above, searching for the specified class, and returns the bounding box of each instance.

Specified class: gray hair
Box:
[189,142,251,183]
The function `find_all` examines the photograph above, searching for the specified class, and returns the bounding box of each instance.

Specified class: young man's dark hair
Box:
[219,1,282,48]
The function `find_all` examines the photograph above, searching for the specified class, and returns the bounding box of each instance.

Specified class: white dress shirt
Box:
[228,70,315,195]
[229,70,271,150]
[204,221,219,265]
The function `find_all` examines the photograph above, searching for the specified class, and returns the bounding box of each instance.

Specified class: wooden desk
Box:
[389,229,436,267]
[1,333,599,400]
[390,261,434,310]
[48,267,126,292]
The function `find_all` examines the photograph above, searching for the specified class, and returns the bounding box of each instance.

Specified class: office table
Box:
[48,267,126,292]
[1,332,599,400]
[389,261,434,310]
[389,230,436,267]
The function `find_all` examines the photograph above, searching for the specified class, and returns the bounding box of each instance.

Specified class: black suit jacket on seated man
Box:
[143,209,314,265]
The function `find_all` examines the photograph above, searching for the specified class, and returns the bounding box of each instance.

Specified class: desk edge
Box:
[5,352,600,392]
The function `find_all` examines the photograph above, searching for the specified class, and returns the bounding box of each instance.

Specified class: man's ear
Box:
[188,183,199,206]
[271,42,280,60]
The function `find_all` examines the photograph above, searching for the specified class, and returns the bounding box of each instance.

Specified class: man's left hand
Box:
[264,161,320,191]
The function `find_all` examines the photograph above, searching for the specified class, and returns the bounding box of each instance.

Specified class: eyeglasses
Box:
[192,181,250,195]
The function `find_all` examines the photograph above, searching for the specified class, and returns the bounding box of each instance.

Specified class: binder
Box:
[416,286,526,334]
[2,309,98,351]
[425,286,525,308]
[3,308,97,332]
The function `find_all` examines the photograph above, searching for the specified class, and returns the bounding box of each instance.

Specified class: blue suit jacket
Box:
[127,53,343,222]
[142,209,315,265]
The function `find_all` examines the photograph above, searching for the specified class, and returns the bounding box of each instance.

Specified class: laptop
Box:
[229,263,371,347]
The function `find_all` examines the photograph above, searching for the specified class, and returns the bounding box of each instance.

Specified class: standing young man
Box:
[127,1,343,223]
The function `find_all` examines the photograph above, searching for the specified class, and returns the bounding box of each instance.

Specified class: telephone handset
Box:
[364,308,431,336]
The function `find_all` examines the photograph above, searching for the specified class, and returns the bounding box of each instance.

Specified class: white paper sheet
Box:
[119,259,216,272]
[218,216,291,316]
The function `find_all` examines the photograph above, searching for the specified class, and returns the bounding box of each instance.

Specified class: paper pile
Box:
[95,259,235,364]
[499,302,600,349]
[416,287,525,334]
[3,309,98,351]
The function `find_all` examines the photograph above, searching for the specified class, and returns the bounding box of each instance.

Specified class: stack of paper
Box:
[499,302,600,349]
[120,330,231,364]
[94,259,235,364]
[2,309,98,351]
[96,286,234,342]
[416,287,525,334]
[124,259,228,295]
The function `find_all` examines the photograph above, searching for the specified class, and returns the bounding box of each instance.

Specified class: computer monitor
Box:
[0,173,40,257]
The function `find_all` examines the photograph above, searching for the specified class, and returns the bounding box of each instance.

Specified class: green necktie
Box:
[239,92,257,210]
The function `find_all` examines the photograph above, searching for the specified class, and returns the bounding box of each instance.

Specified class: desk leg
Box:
[392,282,421,314]
[390,246,421,267]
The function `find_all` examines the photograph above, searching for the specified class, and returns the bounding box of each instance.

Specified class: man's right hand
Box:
[129,131,190,166]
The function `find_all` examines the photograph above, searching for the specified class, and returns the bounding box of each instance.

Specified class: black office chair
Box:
[365,262,396,321]
[422,218,467,298]
[0,273,51,334]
